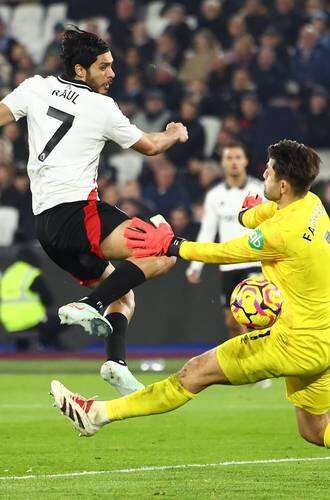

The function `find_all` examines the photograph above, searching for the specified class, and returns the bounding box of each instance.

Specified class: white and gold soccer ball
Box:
[230,277,283,330]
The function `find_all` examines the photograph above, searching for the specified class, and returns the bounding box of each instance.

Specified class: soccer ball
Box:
[230,277,283,330]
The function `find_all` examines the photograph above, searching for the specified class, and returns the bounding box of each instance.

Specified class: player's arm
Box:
[239,194,277,229]
[0,102,16,126]
[131,122,188,156]
[125,218,286,264]
[186,191,219,280]
[178,229,284,265]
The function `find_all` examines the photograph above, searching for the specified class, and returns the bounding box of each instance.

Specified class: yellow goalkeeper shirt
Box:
[180,192,330,331]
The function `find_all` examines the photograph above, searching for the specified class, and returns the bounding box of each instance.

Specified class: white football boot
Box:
[100,360,145,396]
[50,380,101,437]
[58,302,112,337]
[256,379,272,389]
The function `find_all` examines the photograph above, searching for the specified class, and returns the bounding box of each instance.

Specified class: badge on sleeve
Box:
[248,229,265,250]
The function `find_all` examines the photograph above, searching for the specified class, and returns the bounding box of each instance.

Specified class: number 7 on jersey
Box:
[38,106,75,162]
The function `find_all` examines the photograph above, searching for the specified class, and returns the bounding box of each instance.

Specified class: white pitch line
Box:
[1,456,329,481]
[0,404,48,409]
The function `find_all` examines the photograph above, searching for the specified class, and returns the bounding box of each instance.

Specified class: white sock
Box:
[92,401,110,426]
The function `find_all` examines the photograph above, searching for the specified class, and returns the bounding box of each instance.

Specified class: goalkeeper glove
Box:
[124,217,185,258]
[239,192,263,226]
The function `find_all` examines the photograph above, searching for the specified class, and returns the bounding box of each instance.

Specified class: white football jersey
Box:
[2,75,143,214]
[188,177,264,272]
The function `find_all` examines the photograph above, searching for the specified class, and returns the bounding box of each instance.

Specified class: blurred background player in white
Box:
[0,27,188,397]
[186,142,263,338]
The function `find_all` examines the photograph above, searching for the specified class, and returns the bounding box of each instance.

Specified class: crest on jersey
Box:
[248,229,265,250]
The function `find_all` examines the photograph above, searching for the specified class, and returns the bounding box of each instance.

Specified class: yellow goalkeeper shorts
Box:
[216,323,330,415]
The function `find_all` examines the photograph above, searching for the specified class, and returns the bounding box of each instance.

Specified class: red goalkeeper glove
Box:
[239,192,263,226]
[124,217,185,258]
[241,192,262,210]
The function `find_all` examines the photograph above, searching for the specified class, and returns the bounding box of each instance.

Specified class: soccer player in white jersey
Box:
[186,143,264,338]
[0,27,188,396]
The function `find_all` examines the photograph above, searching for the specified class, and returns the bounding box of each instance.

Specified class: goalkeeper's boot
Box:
[58,302,112,337]
[100,360,145,396]
[50,380,101,437]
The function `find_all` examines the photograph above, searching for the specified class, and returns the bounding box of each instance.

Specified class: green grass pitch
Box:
[0,359,328,499]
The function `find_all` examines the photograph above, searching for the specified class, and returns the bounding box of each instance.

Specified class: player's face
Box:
[221,147,248,178]
[85,51,115,94]
[263,159,281,201]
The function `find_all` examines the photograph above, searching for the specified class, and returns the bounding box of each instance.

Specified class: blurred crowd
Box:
[0,0,329,245]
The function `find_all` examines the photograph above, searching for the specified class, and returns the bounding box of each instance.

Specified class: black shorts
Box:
[220,267,262,307]
[35,200,129,286]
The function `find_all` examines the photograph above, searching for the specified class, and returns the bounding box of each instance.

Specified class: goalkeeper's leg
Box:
[97,348,230,424]
[295,407,330,448]
[51,348,230,435]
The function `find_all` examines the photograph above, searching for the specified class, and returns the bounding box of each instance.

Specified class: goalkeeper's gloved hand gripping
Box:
[124,217,185,258]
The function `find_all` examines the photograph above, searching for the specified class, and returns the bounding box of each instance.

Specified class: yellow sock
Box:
[324,422,330,448]
[105,374,196,422]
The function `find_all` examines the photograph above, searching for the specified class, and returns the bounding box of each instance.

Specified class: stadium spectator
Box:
[148,62,184,111]
[179,30,220,83]
[1,122,28,163]
[251,47,286,103]
[224,14,247,49]
[197,0,225,45]
[0,17,16,59]
[163,3,193,52]
[310,10,330,49]
[142,158,191,217]
[169,205,199,240]
[304,86,330,148]
[239,0,270,40]
[108,0,138,53]
[154,31,183,70]
[131,21,155,63]
[166,98,205,167]
[1,169,35,242]
[290,24,330,88]
[43,22,65,61]
[271,0,303,46]
[133,90,170,133]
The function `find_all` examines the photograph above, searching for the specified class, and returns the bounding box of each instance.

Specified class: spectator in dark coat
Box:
[142,159,191,217]
[108,0,137,53]
[197,0,226,45]
[249,95,304,175]
[166,98,205,168]
[251,47,286,103]
[1,170,35,242]
[304,87,330,148]
[163,3,193,52]
[270,0,303,46]
[290,24,330,88]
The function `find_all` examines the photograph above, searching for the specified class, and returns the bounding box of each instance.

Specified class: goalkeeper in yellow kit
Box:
[51,140,330,448]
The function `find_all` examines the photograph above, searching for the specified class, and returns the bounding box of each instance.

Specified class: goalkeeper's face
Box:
[263,159,282,201]
[84,51,115,95]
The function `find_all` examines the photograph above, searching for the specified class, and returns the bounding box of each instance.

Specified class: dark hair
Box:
[61,26,109,79]
[220,141,248,159]
[268,139,320,194]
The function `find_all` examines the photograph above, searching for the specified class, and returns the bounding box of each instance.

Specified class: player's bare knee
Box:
[178,356,202,391]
